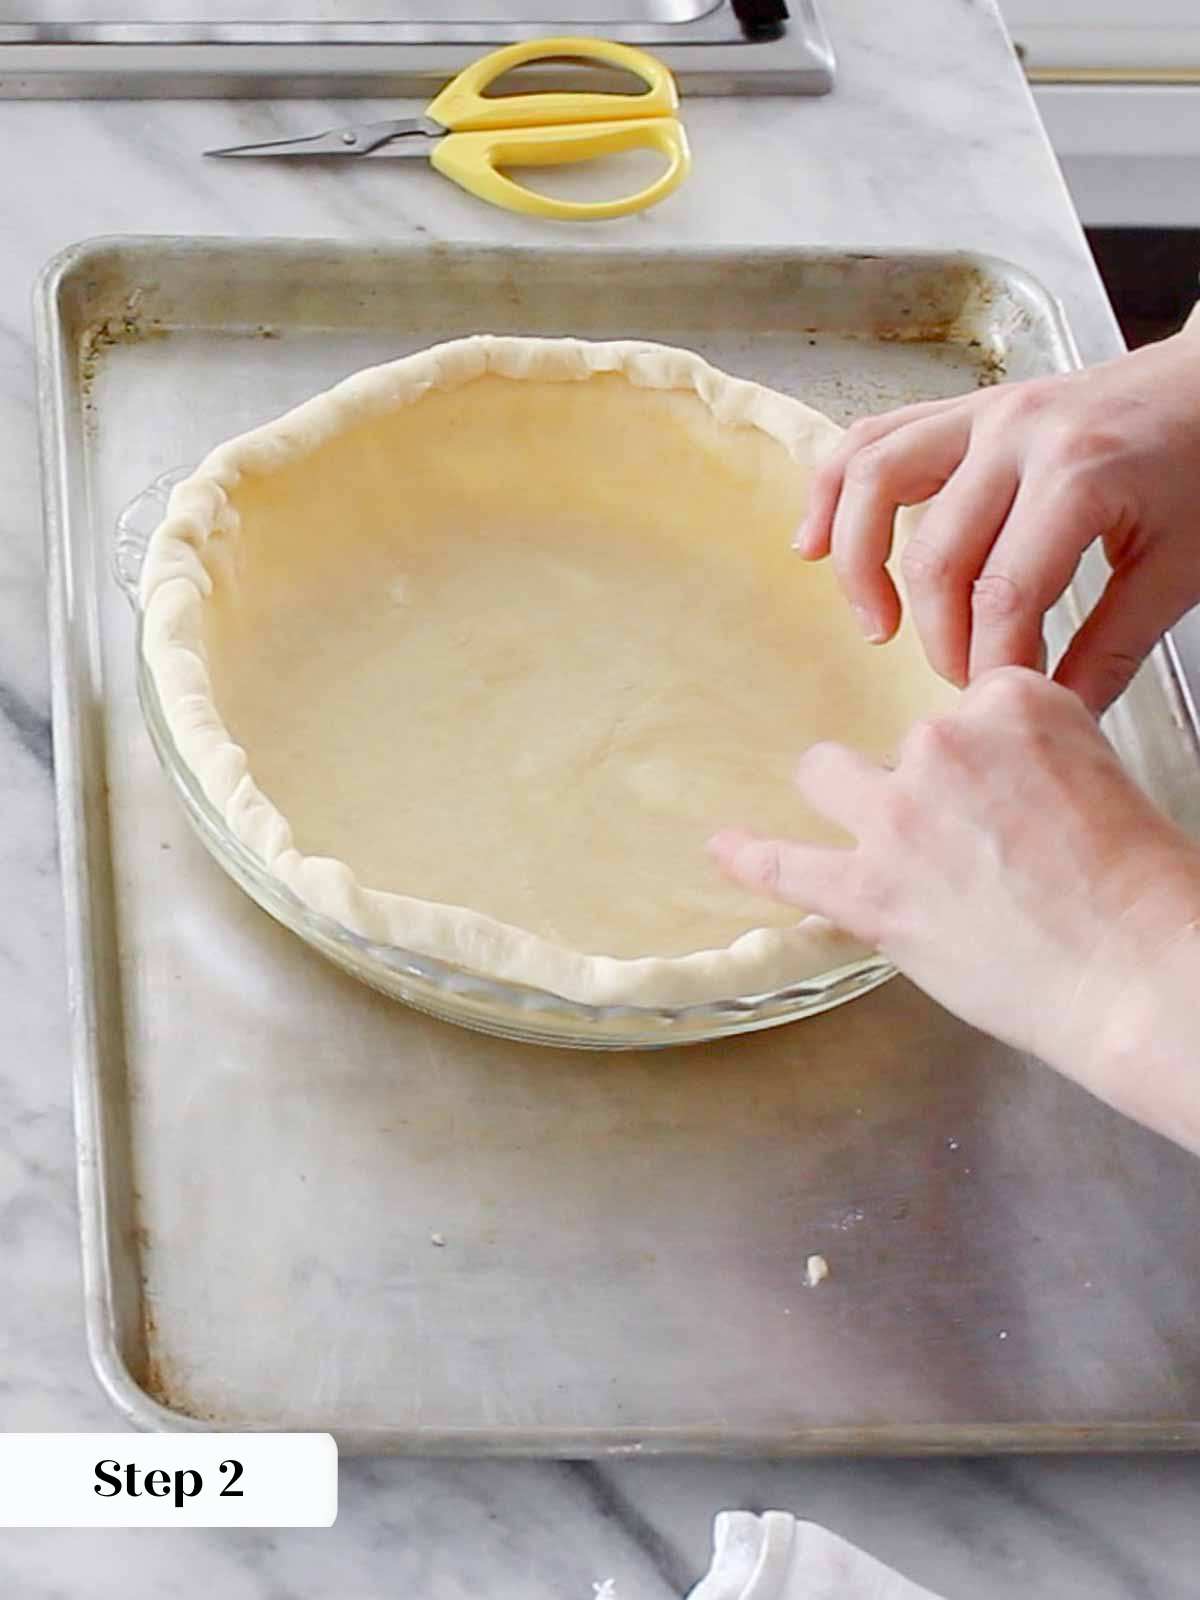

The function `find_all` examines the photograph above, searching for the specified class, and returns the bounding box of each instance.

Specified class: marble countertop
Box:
[1,1,1196,1595]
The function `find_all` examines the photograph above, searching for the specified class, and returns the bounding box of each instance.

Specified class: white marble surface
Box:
[2,1,1197,1595]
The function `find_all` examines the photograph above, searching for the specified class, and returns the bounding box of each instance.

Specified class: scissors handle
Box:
[430,117,690,221]
[426,36,679,133]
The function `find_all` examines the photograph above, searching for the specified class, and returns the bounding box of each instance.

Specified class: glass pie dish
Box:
[116,469,896,1050]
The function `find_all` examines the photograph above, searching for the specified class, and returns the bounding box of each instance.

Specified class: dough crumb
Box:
[430,1232,446,1248]
[805,1253,830,1288]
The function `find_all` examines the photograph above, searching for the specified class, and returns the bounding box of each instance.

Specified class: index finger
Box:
[795,396,968,562]
[826,409,976,643]
[792,740,890,835]
[707,827,861,927]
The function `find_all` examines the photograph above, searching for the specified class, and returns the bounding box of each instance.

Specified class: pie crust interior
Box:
[140,337,957,1007]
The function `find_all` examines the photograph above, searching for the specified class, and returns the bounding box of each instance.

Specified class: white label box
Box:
[0,1434,337,1527]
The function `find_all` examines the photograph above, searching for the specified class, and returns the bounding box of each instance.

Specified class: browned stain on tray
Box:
[79,288,167,432]
[138,1300,224,1423]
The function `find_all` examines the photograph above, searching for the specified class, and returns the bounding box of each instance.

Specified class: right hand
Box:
[794,325,1200,713]
[710,668,1200,1153]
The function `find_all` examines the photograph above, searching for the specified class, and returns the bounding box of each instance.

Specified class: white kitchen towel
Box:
[684,1512,946,1600]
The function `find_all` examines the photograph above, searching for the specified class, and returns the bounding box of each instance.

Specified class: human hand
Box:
[710,669,1200,1149]
[795,327,1200,714]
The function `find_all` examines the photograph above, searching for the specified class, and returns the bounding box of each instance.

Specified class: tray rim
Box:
[35,232,1200,1454]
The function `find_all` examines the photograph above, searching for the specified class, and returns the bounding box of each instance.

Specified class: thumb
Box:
[1053,558,1194,715]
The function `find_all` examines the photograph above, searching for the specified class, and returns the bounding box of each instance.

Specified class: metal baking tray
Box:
[38,236,1200,1454]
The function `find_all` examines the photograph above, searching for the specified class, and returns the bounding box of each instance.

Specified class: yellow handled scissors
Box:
[206,36,691,222]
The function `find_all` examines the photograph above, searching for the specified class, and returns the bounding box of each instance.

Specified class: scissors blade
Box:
[205,116,442,159]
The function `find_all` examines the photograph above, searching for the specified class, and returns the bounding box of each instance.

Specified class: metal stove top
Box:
[0,1,834,96]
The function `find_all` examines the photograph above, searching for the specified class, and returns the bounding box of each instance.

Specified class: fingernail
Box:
[791,521,812,554]
[707,828,751,863]
[854,604,887,643]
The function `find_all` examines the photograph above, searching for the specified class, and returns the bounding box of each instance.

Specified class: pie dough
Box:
[140,336,956,1007]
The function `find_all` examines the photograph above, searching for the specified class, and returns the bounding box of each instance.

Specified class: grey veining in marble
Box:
[2,1,1197,1597]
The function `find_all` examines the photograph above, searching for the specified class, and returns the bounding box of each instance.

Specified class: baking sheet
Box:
[38,237,1200,1453]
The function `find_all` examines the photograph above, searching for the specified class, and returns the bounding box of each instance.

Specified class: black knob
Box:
[732,0,789,38]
